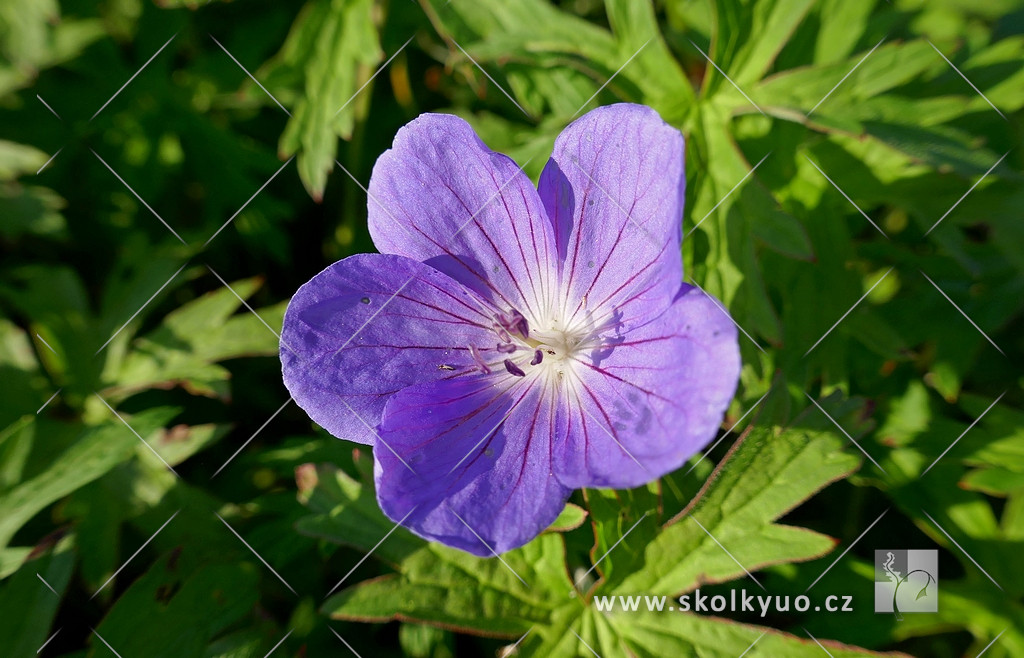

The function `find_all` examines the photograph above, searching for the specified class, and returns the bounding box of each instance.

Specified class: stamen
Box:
[531,349,543,365]
[497,342,517,354]
[469,345,491,374]
[503,359,525,377]
[496,309,529,340]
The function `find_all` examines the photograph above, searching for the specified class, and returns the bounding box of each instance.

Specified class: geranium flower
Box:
[281,104,740,556]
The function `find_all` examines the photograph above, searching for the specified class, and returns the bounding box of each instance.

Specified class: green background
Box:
[0,0,1021,656]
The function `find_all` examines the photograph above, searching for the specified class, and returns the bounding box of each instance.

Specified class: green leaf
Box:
[275,0,381,199]
[597,607,905,658]
[107,278,285,400]
[94,553,261,658]
[0,140,48,180]
[705,0,816,89]
[0,534,74,655]
[294,462,422,565]
[0,408,178,550]
[608,413,860,596]
[546,502,588,533]
[324,534,576,637]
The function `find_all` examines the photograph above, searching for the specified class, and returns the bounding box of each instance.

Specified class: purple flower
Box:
[281,104,740,556]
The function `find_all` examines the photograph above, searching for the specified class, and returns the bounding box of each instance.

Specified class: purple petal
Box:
[281,253,497,444]
[368,113,558,325]
[552,285,740,489]
[538,104,685,331]
[374,374,571,556]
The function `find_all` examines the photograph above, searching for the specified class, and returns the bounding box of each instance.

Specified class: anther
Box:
[530,349,543,365]
[503,359,525,377]
[497,342,517,354]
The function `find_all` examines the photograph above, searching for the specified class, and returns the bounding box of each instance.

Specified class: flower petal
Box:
[552,285,740,489]
[538,103,685,330]
[368,113,557,325]
[281,253,496,444]
[374,374,570,556]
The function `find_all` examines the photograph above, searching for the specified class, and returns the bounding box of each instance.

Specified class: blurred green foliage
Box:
[0,0,1022,656]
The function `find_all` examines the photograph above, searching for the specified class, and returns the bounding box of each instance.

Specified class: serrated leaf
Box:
[607,416,860,596]
[598,608,906,658]
[324,534,577,637]
[276,0,381,199]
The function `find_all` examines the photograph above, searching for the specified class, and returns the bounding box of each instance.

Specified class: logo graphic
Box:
[874,549,938,618]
